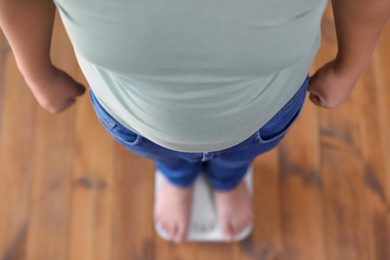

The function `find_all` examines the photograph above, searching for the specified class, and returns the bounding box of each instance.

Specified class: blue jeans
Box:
[89,76,310,191]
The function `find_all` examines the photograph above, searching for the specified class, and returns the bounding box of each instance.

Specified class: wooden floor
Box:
[1,4,390,260]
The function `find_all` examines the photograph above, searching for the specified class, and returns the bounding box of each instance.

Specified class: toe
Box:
[243,213,254,226]
[236,220,250,234]
[233,221,244,235]
[172,225,180,243]
[172,225,185,243]
[236,221,246,235]
[161,222,174,237]
[222,222,234,241]
[178,224,188,242]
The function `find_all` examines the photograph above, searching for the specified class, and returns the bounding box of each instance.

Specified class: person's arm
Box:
[308,0,390,108]
[0,0,85,113]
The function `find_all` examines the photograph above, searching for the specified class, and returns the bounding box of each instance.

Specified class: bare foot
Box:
[213,180,254,241]
[154,177,193,243]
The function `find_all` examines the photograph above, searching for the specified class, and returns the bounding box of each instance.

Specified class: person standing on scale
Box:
[1,0,389,243]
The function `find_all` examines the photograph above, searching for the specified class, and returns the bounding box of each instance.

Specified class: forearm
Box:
[331,0,390,77]
[0,0,85,114]
[0,0,56,86]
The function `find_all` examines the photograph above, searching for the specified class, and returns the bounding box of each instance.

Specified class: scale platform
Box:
[154,167,253,242]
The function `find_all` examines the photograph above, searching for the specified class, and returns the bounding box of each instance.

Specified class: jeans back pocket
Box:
[256,76,309,144]
[89,90,142,146]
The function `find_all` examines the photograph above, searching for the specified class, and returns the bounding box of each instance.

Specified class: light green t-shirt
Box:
[54,0,327,152]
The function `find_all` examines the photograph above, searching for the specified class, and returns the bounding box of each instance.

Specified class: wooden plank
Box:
[193,243,241,260]
[110,147,156,260]
[318,4,371,259]
[0,31,6,113]
[156,241,241,260]
[0,41,36,260]
[378,9,390,194]
[67,77,115,260]
[320,134,370,260]
[25,103,73,260]
[240,149,284,260]
[277,98,325,260]
[379,18,390,235]
[378,17,390,193]
[0,32,6,156]
[356,56,390,260]
[155,241,241,260]
[24,13,76,260]
[358,19,390,260]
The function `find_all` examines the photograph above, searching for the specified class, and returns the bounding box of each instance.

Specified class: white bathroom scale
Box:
[154,167,253,242]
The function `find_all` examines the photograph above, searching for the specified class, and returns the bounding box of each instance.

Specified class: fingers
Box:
[57,67,86,96]
[74,81,87,96]
[308,83,323,107]
[307,75,336,108]
[55,73,86,113]
[307,62,335,109]
[64,82,86,111]
[307,59,358,109]
[308,84,340,109]
[44,84,85,114]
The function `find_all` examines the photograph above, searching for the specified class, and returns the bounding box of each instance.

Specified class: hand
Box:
[26,66,86,113]
[308,60,359,109]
